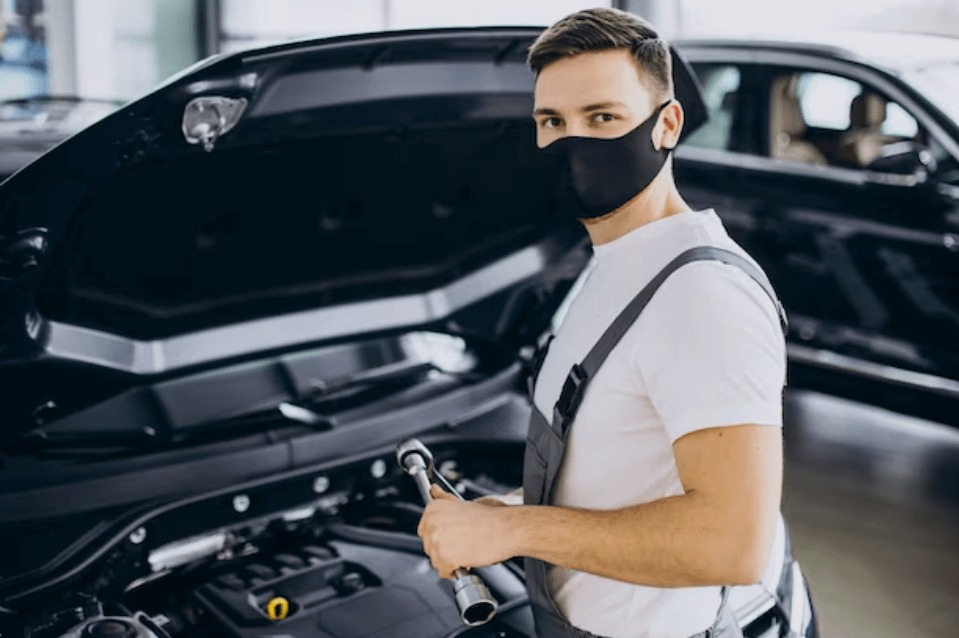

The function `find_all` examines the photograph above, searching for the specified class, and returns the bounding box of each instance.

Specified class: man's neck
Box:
[582,174,691,246]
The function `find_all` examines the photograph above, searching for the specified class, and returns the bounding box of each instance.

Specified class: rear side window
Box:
[796,72,919,138]
[882,103,920,138]
[685,64,742,152]
[769,69,922,170]
[796,73,861,129]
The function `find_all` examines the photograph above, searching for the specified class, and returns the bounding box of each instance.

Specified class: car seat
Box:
[769,75,828,166]
[838,92,890,167]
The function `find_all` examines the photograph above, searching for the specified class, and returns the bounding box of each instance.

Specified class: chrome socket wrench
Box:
[396,438,498,627]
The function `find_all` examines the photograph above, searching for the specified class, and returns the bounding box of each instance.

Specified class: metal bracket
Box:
[182,96,248,152]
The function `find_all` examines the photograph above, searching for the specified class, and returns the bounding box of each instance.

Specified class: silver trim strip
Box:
[787,343,959,399]
[677,135,931,190]
[675,145,869,185]
[43,246,547,375]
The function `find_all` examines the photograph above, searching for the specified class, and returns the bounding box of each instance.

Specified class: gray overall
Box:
[522,246,789,638]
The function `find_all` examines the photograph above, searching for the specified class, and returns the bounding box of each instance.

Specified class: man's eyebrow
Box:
[532,106,559,116]
[580,101,629,112]
[532,101,630,117]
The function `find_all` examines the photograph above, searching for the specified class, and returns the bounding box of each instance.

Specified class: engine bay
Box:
[4,443,534,638]
[0,323,801,638]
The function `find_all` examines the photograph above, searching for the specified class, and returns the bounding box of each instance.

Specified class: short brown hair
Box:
[527,7,673,103]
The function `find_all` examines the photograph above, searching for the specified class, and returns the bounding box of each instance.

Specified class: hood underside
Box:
[0,27,706,369]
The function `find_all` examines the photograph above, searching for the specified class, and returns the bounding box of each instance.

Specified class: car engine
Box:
[7,445,534,638]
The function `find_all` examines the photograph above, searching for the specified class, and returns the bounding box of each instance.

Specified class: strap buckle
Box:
[552,363,588,434]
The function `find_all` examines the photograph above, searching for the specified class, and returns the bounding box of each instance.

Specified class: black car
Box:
[0,28,816,638]
[674,31,959,426]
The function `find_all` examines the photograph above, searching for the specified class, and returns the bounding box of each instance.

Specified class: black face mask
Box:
[540,100,674,221]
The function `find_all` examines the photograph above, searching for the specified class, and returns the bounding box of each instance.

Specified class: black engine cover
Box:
[194,538,531,638]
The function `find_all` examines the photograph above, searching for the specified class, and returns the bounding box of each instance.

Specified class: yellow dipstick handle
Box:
[266,596,289,621]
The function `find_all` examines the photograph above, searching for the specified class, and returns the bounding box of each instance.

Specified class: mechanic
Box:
[417,7,787,638]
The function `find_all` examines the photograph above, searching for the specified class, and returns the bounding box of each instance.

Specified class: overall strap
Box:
[584,246,786,375]
[527,334,555,397]
[552,246,788,434]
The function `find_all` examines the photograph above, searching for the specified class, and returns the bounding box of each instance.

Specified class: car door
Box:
[673,49,959,422]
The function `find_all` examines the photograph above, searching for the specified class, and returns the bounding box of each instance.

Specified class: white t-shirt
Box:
[532,209,786,638]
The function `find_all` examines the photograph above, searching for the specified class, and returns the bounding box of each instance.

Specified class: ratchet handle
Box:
[410,465,434,504]
[405,456,498,626]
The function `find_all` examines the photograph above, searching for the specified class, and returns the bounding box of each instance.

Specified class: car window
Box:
[685,64,742,152]
[769,69,922,171]
[882,103,920,138]
[794,73,919,139]
[796,73,861,130]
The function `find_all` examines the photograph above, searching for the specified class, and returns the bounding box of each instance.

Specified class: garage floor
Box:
[781,389,959,638]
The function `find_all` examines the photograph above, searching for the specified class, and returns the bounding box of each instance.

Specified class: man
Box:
[417,7,786,638]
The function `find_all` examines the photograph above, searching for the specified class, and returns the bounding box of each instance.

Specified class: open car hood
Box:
[0,27,706,421]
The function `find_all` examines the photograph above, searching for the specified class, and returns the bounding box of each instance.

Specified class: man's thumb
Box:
[430,483,455,499]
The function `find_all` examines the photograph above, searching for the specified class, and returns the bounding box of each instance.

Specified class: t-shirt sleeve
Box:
[632,261,786,443]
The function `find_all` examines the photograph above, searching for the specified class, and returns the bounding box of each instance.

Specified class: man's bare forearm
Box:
[498,489,770,587]
[476,486,524,507]
[419,425,781,584]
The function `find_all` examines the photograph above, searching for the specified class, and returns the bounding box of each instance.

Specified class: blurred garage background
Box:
[4,0,959,102]
[2,2,958,637]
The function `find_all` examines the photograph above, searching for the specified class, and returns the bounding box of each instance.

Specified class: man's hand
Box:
[417,484,515,579]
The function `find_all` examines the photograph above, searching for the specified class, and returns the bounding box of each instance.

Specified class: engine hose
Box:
[329,513,527,582]
[325,522,526,581]
[385,500,425,515]
[324,522,424,554]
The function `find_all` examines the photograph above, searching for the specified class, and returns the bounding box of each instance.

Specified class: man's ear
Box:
[656,100,685,151]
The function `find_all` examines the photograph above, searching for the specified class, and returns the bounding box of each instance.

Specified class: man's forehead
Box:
[533,49,653,111]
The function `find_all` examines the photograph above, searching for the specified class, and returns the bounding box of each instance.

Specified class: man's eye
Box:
[542,117,562,129]
[593,113,617,123]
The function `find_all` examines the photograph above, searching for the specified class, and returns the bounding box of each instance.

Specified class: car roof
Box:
[674,30,959,74]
